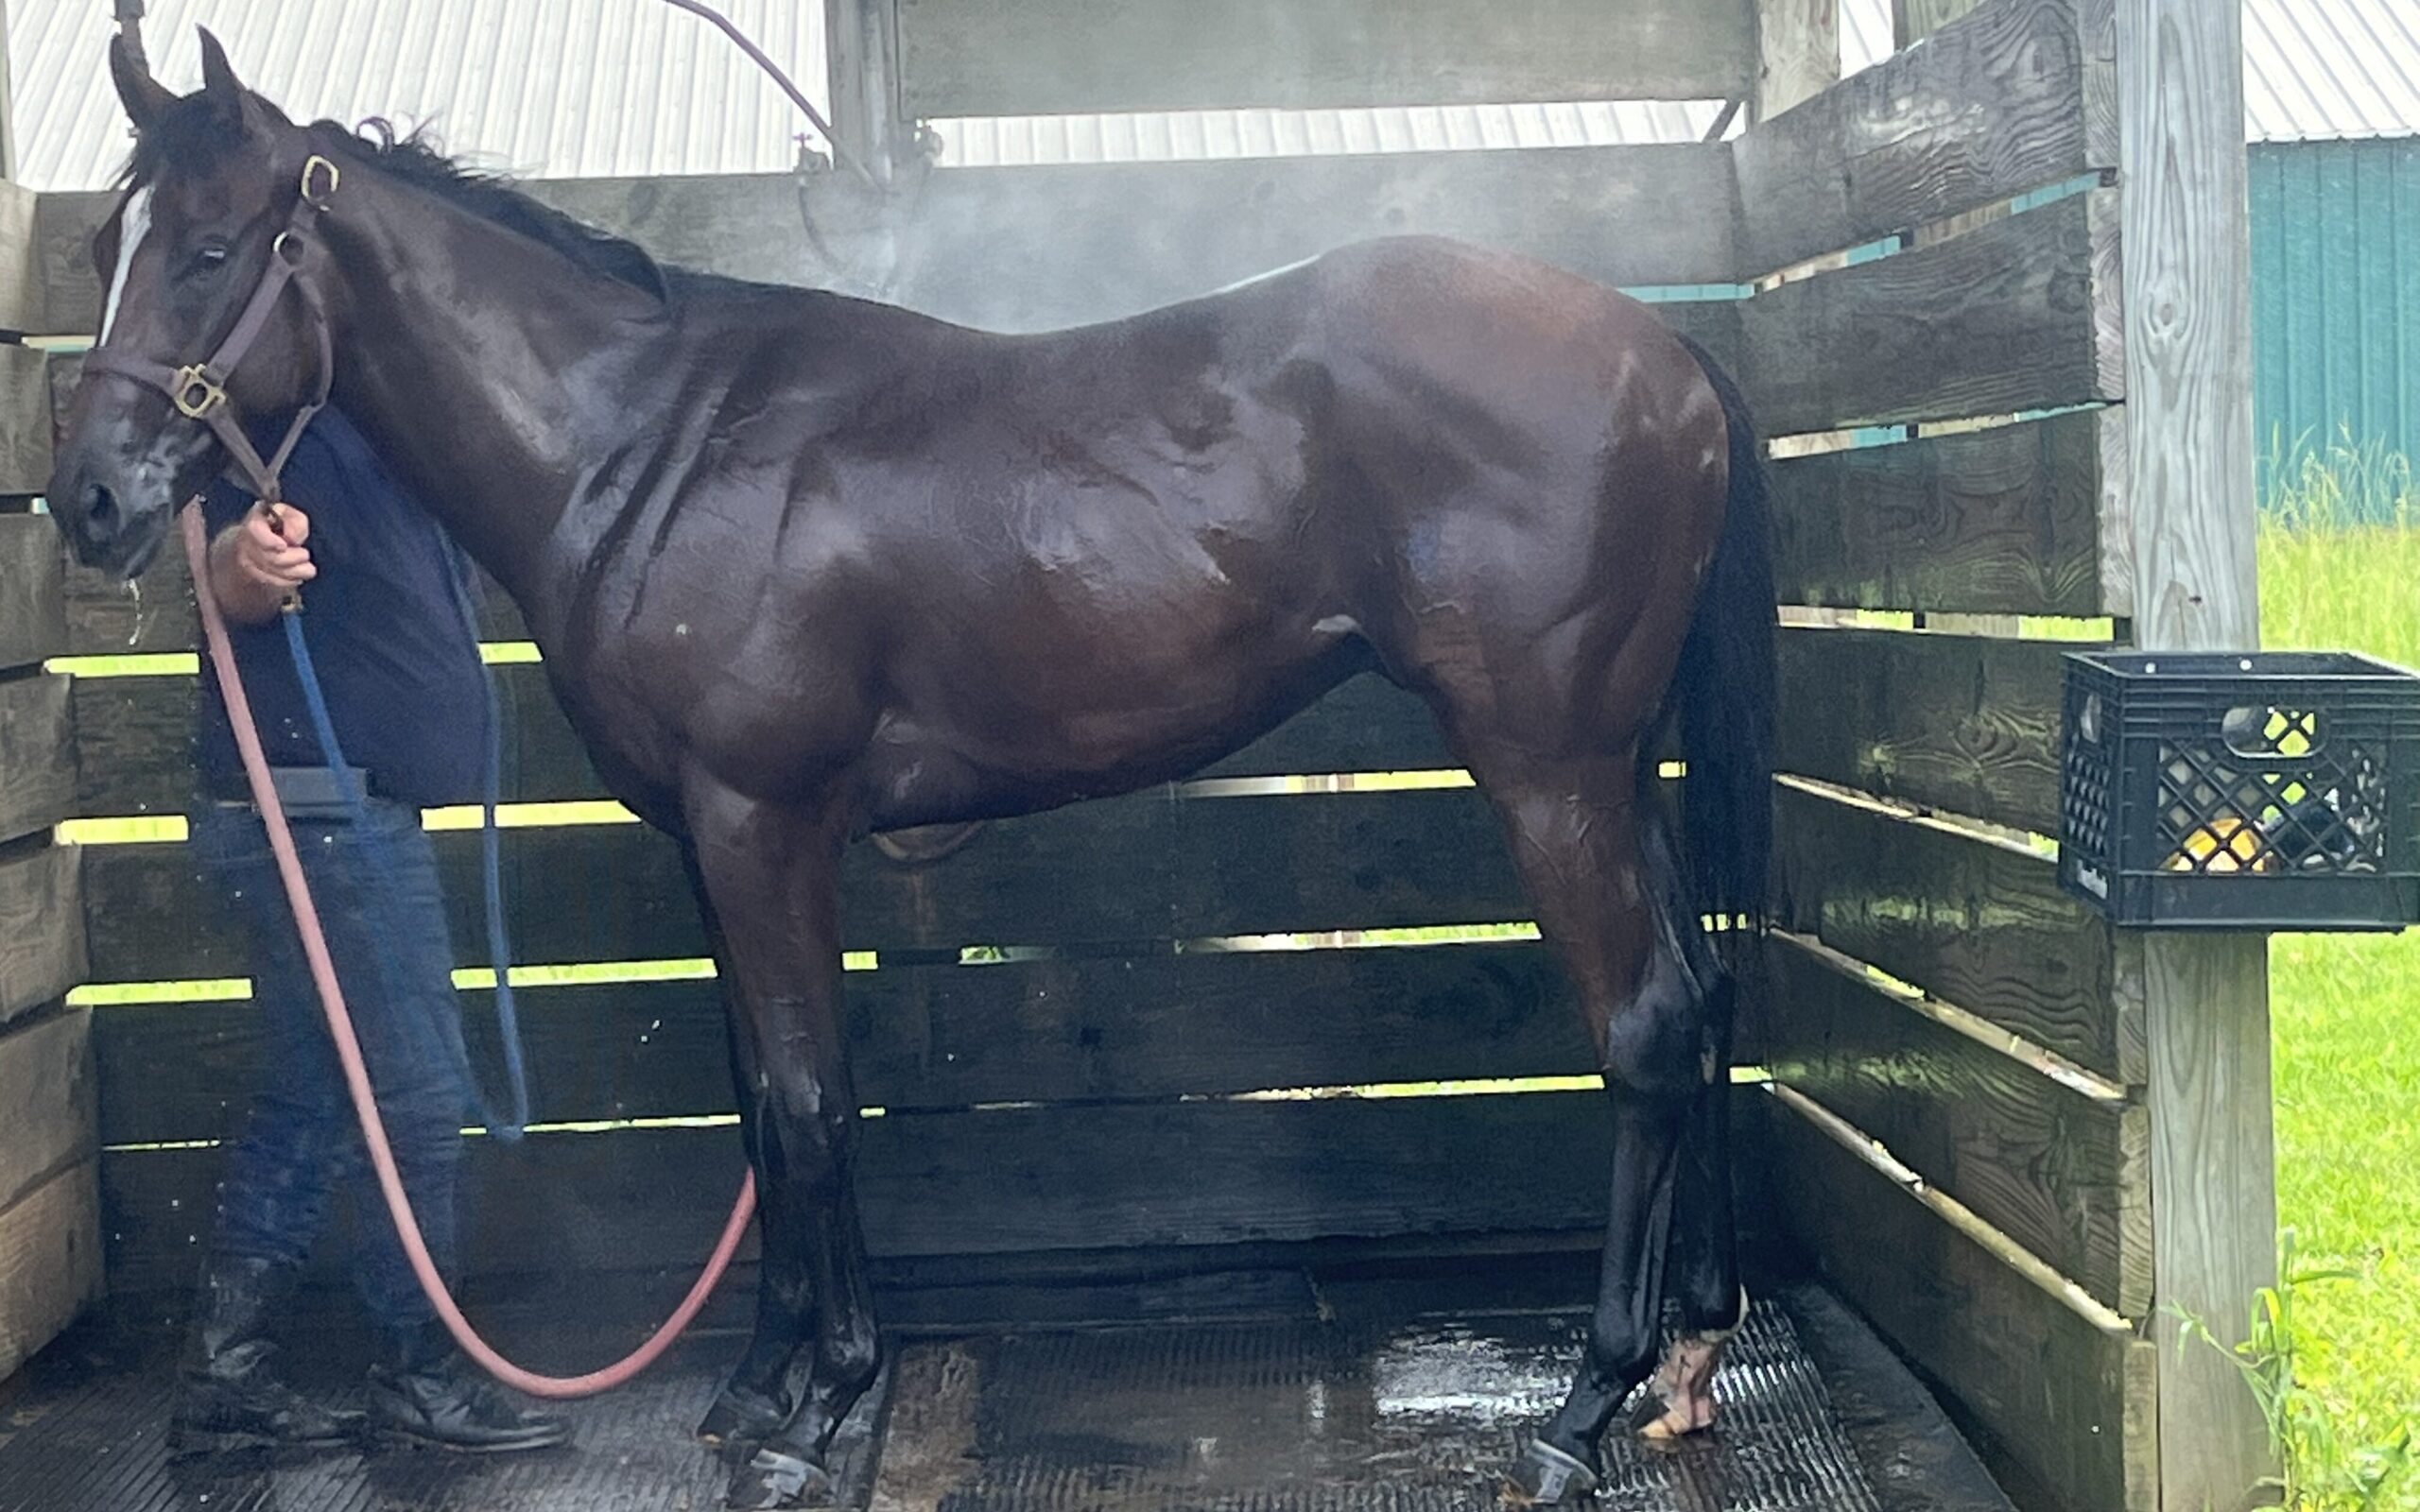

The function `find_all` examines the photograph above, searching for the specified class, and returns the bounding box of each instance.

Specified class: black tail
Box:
[1668,335,1777,931]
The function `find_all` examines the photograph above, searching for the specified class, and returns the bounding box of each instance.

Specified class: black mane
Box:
[129,102,670,301]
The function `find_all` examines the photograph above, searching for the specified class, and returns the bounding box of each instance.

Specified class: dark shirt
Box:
[196,409,490,808]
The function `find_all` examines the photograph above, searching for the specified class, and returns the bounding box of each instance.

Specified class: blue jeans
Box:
[192,799,469,1339]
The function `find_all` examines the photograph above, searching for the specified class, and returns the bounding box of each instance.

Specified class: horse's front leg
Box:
[681,776,882,1511]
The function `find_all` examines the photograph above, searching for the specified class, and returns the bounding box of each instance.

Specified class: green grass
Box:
[2256,438,2420,1506]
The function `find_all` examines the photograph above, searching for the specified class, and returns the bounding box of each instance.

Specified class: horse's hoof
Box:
[1631,1285,1750,1445]
[725,1446,837,1509]
[1501,1438,1599,1506]
[698,1384,792,1453]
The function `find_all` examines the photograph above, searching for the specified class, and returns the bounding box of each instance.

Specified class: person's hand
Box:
[227,502,315,591]
[207,502,315,625]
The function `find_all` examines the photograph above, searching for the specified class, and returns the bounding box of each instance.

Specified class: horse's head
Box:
[51,30,326,576]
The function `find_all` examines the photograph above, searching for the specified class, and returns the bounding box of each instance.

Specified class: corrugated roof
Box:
[2244,0,2420,144]
[6,0,2411,192]
[9,0,834,188]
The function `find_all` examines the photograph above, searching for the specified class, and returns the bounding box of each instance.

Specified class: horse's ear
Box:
[197,27,245,117]
[108,34,174,134]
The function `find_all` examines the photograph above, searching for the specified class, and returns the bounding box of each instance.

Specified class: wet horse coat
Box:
[50,32,1776,1509]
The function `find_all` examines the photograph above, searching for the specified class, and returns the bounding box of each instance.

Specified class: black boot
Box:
[170,1255,366,1455]
[369,1322,571,1452]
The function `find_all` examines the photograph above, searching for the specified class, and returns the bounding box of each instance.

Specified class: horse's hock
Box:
[0,1,2267,1509]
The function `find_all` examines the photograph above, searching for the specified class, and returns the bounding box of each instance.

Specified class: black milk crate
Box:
[2059,650,2420,930]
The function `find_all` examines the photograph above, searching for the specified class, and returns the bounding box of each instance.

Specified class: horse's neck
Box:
[316,170,666,610]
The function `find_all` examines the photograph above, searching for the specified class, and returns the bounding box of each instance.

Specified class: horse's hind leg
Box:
[1457,747,1719,1504]
[1630,820,1747,1443]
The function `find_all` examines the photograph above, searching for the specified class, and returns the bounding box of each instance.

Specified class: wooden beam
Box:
[1770,407,2130,618]
[890,0,1756,117]
[0,1008,96,1215]
[0,513,65,669]
[81,785,1536,983]
[0,1159,102,1383]
[1765,932,2148,1313]
[1738,187,2123,434]
[1754,0,1840,123]
[1775,627,2081,833]
[74,664,1457,819]
[0,184,40,336]
[1736,0,2118,279]
[43,152,1740,345]
[2116,0,2275,1503]
[1772,778,2142,1083]
[827,0,905,182]
[0,343,53,494]
[1762,1084,2156,1511]
[825,149,1739,333]
[0,673,74,846]
[100,1091,1616,1292]
[95,943,1594,1145]
[0,843,83,1026]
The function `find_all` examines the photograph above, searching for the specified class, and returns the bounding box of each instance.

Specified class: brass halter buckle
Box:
[172,364,229,420]
[299,154,340,212]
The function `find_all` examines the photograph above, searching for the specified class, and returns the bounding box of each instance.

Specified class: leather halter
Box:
[82,153,341,505]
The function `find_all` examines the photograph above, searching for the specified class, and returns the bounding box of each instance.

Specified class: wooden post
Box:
[1754,0,1840,122]
[826,0,903,183]
[1893,0,1982,49]
[2115,0,2277,1507]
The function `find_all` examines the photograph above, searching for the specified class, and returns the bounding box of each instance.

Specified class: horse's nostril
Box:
[81,481,119,531]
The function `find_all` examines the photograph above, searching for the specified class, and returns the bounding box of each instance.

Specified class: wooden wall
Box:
[0,168,99,1377]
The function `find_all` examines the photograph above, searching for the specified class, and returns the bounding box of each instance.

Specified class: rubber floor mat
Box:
[870,1298,1884,1512]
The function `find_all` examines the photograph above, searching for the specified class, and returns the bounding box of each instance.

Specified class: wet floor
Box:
[0,1277,2006,1512]
[874,1303,1883,1512]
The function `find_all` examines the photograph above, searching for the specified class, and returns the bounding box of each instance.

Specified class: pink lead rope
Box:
[181,500,757,1398]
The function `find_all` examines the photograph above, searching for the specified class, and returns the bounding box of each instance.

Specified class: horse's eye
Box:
[182,244,231,280]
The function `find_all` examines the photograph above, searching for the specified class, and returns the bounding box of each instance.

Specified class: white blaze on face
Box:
[98,187,154,343]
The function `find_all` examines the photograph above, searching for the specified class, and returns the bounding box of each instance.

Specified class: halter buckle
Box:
[299,154,340,212]
[172,364,229,420]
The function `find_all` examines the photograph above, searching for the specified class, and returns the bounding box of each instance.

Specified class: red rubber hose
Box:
[182,501,756,1398]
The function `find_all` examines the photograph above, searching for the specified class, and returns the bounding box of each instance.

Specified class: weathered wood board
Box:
[1772,778,2139,1084]
[0,1008,96,1216]
[0,180,42,337]
[1763,933,2147,1313]
[1735,0,2117,277]
[81,784,1535,983]
[0,1159,103,1383]
[1769,407,2130,618]
[0,672,72,845]
[1738,188,2123,435]
[72,667,1461,818]
[94,943,1595,1146]
[1774,627,2080,835]
[1761,1085,2155,1512]
[0,842,84,1026]
[0,511,65,669]
[100,1090,1616,1293]
[0,342,51,495]
[891,0,1755,115]
[39,147,1740,341]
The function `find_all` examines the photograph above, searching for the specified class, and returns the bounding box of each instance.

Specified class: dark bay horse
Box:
[51,33,1775,1509]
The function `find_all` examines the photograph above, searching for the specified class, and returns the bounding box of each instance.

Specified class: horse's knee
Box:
[753,1070,856,1195]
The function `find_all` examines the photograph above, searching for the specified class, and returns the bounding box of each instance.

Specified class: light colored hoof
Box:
[1634,1286,1750,1444]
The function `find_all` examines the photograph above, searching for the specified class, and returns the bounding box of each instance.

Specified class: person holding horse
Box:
[168,405,569,1457]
